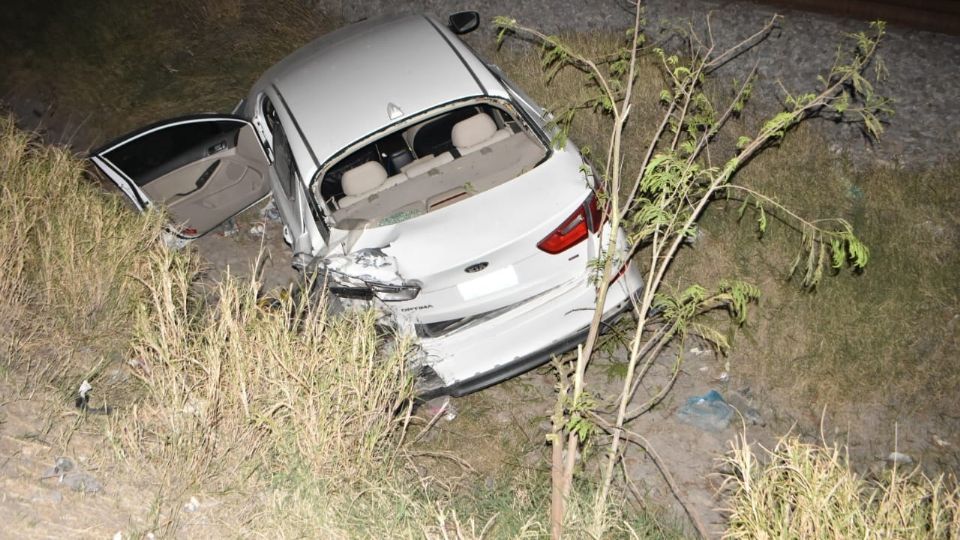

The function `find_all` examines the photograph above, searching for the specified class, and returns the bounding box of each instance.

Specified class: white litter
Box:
[886,452,913,465]
[184,496,201,513]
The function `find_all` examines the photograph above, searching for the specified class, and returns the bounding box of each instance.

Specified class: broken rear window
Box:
[318,100,547,229]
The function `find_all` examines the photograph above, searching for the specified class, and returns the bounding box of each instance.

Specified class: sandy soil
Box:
[0,377,156,538]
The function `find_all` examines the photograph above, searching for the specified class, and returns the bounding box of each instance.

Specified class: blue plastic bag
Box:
[676,390,732,432]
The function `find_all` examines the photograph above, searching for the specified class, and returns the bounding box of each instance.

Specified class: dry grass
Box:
[674,129,960,414]
[0,111,412,534]
[0,113,633,538]
[722,433,960,538]
[4,0,953,419]
[0,113,449,536]
[108,246,418,532]
[0,0,338,145]
[0,115,165,388]
[490,24,959,537]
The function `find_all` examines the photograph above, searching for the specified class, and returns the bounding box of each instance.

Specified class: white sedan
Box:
[90,11,643,397]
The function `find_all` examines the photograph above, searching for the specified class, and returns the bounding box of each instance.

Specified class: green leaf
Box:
[830,237,846,268]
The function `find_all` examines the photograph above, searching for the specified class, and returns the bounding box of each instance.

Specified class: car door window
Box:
[103,120,243,187]
[262,97,299,202]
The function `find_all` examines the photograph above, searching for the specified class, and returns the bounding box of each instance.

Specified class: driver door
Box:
[90,115,271,238]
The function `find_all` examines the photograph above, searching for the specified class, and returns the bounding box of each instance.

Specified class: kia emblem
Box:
[464,262,488,273]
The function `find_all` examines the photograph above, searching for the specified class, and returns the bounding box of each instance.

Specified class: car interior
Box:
[320,103,548,228]
[101,119,269,237]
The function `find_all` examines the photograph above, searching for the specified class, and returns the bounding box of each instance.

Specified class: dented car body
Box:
[90,12,643,397]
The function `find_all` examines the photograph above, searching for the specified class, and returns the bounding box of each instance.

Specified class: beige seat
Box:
[452,113,511,155]
[339,161,407,207]
[401,152,454,178]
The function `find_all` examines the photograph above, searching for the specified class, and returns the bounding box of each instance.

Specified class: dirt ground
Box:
[427,330,960,537]
[0,378,150,538]
[0,374,271,539]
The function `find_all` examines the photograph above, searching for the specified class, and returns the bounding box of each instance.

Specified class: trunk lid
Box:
[344,148,595,325]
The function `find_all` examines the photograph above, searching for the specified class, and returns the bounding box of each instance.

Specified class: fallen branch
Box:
[590,412,710,540]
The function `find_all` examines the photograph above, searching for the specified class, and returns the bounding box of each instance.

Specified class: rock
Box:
[41,456,73,478]
[62,471,103,493]
[41,457,103,493]
[420,396,457,421]
[725,391,765,427]
[932,434,951,448]
[219,218,239,237]
[259,201,282,222]
[885,451,914,465]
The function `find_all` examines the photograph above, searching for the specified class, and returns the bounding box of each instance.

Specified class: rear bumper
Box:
[415,261,643,398]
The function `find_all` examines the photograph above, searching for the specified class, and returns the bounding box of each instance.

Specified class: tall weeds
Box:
[0,115,164,384]
[0,115,425,534]
[722,434,960,538]
[115,248,415,489]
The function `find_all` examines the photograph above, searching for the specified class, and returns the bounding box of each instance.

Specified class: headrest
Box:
[341,161,387,196]
[452,113,497,149]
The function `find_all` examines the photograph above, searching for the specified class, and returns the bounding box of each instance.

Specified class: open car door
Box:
[90,115,271,238]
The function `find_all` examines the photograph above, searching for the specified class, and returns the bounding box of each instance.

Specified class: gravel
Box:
[321,0,960,167]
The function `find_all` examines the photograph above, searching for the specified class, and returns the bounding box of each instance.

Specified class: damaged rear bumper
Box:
[414,262,643,398]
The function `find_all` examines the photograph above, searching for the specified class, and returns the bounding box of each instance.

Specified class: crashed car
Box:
[90,11,644,397]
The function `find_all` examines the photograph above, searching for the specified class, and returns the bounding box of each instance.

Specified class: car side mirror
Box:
[448,11,480,35]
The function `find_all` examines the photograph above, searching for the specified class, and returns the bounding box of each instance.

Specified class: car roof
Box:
[252,14,507,171]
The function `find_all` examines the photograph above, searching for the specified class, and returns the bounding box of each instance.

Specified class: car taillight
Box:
[537,193,603,254]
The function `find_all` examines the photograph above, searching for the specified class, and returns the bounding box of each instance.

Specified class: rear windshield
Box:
[318,102,547,229]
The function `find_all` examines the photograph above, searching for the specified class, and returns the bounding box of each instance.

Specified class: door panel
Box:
[91,115,271,238]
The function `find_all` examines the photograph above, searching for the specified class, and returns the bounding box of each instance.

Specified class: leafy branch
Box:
[496,6,888,537]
